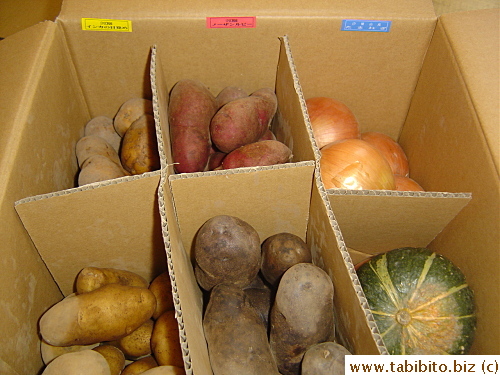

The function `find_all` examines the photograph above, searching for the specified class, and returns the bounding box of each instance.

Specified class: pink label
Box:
[206,17,256,28]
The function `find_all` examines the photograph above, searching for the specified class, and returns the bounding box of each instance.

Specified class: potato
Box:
[258,128,277,141]
[203,284,280,375]
[76,134,122,168]
[205,150,227,171]
[210,93,277,153]
[75,266,149,294]
[39,283,156,346]
[301,341,352,375]
[244,286,273,328]
[78,154,128,186]
[114,319,154,359]
[40,339,98,365]
[221,139,292,169]
[121,356,158,375]
[149,271,174,320]
[194,215,261,291]
[41,350,111,375]
[215,86,248,109]
[93,344,126,375]
[114,98,154,137]
[84,115,122,153]
[269,263,335,375]
[168,79,217,173]
[150,310,184,368]
[141,366,186,375]
[261,232,312,286]
[120,114,160,175]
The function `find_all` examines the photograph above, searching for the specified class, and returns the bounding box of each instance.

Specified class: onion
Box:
[394,175,425,192]
[306,97,360,149]
[320,138,395,190]
[361,131,409,177]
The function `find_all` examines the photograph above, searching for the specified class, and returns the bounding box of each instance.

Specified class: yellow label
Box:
[81,18,132,32]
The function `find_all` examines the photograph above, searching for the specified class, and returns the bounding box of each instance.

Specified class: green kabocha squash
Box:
[356,247,476,355]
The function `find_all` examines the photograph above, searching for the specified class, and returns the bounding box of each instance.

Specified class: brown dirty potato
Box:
[114,98,154,137]
[269,263,335,375]
[221,139,292,170]
[150,310,184,368]
[210,92,277,153]
[78,154,128,186]
[203,284,280,375]
[301,341,352,375]
[75,266,149,294]
[168,79,218,173]
[261,232,312,287]
[149,271,175,320]
[113,319,154,359]
[39,284,156,347]
[121,356,158,375]
[84,115,122,153]
[76,134,122,168]
[93,344,126,375]
[194,215,261,291]
[120,114,160,175]
[41,350,111,375]
[140,366,186,375]
[215,86,248,109]
[244,285,273,329]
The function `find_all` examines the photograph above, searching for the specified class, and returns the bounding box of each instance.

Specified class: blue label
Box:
[341,19,392,32]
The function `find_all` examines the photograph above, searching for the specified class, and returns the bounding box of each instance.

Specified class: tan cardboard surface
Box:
[441,9,499,175]
[328,191,471,254]
[308,179,385,355]
[15,173,165,296]
[401,14,500,354]
[0,0,62,38]
[0,22,68,375]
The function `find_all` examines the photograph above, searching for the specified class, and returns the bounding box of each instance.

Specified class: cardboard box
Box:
[0,1,497,374]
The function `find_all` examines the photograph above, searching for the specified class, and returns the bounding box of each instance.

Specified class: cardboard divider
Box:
[151,36,317,373]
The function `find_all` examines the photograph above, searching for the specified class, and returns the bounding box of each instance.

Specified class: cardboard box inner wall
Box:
[2,1,498,374]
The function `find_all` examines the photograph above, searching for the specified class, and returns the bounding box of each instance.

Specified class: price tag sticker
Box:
[341,20,392,32]
[81,18,133,32]
[206,17,256,29]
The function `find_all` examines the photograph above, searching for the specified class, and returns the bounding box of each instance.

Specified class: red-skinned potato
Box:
[210,90,277,153]
[215,86,248,109]
[221,140,292,169]
[168,79,217,173]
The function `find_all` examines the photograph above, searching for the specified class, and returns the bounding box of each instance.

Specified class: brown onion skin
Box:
[361,131,409,177]
[394,175,425,192]
[320,138,396,190]
[306,97,360,149]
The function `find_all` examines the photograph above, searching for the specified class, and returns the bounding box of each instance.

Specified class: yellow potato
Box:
[115,319,154,359]
[76,266,149,294]
[149,271,175,320]
[114,98,153,137]
[78,154,128,186]
[40,283,156,347]
[84,116,122,153]
[41,350,111,375]
[93,344,126,375]
[40,339,98,365]
[76,134,122,168]
[151,310,184,368]
[121,356,158,375]
[120,114,160,175]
